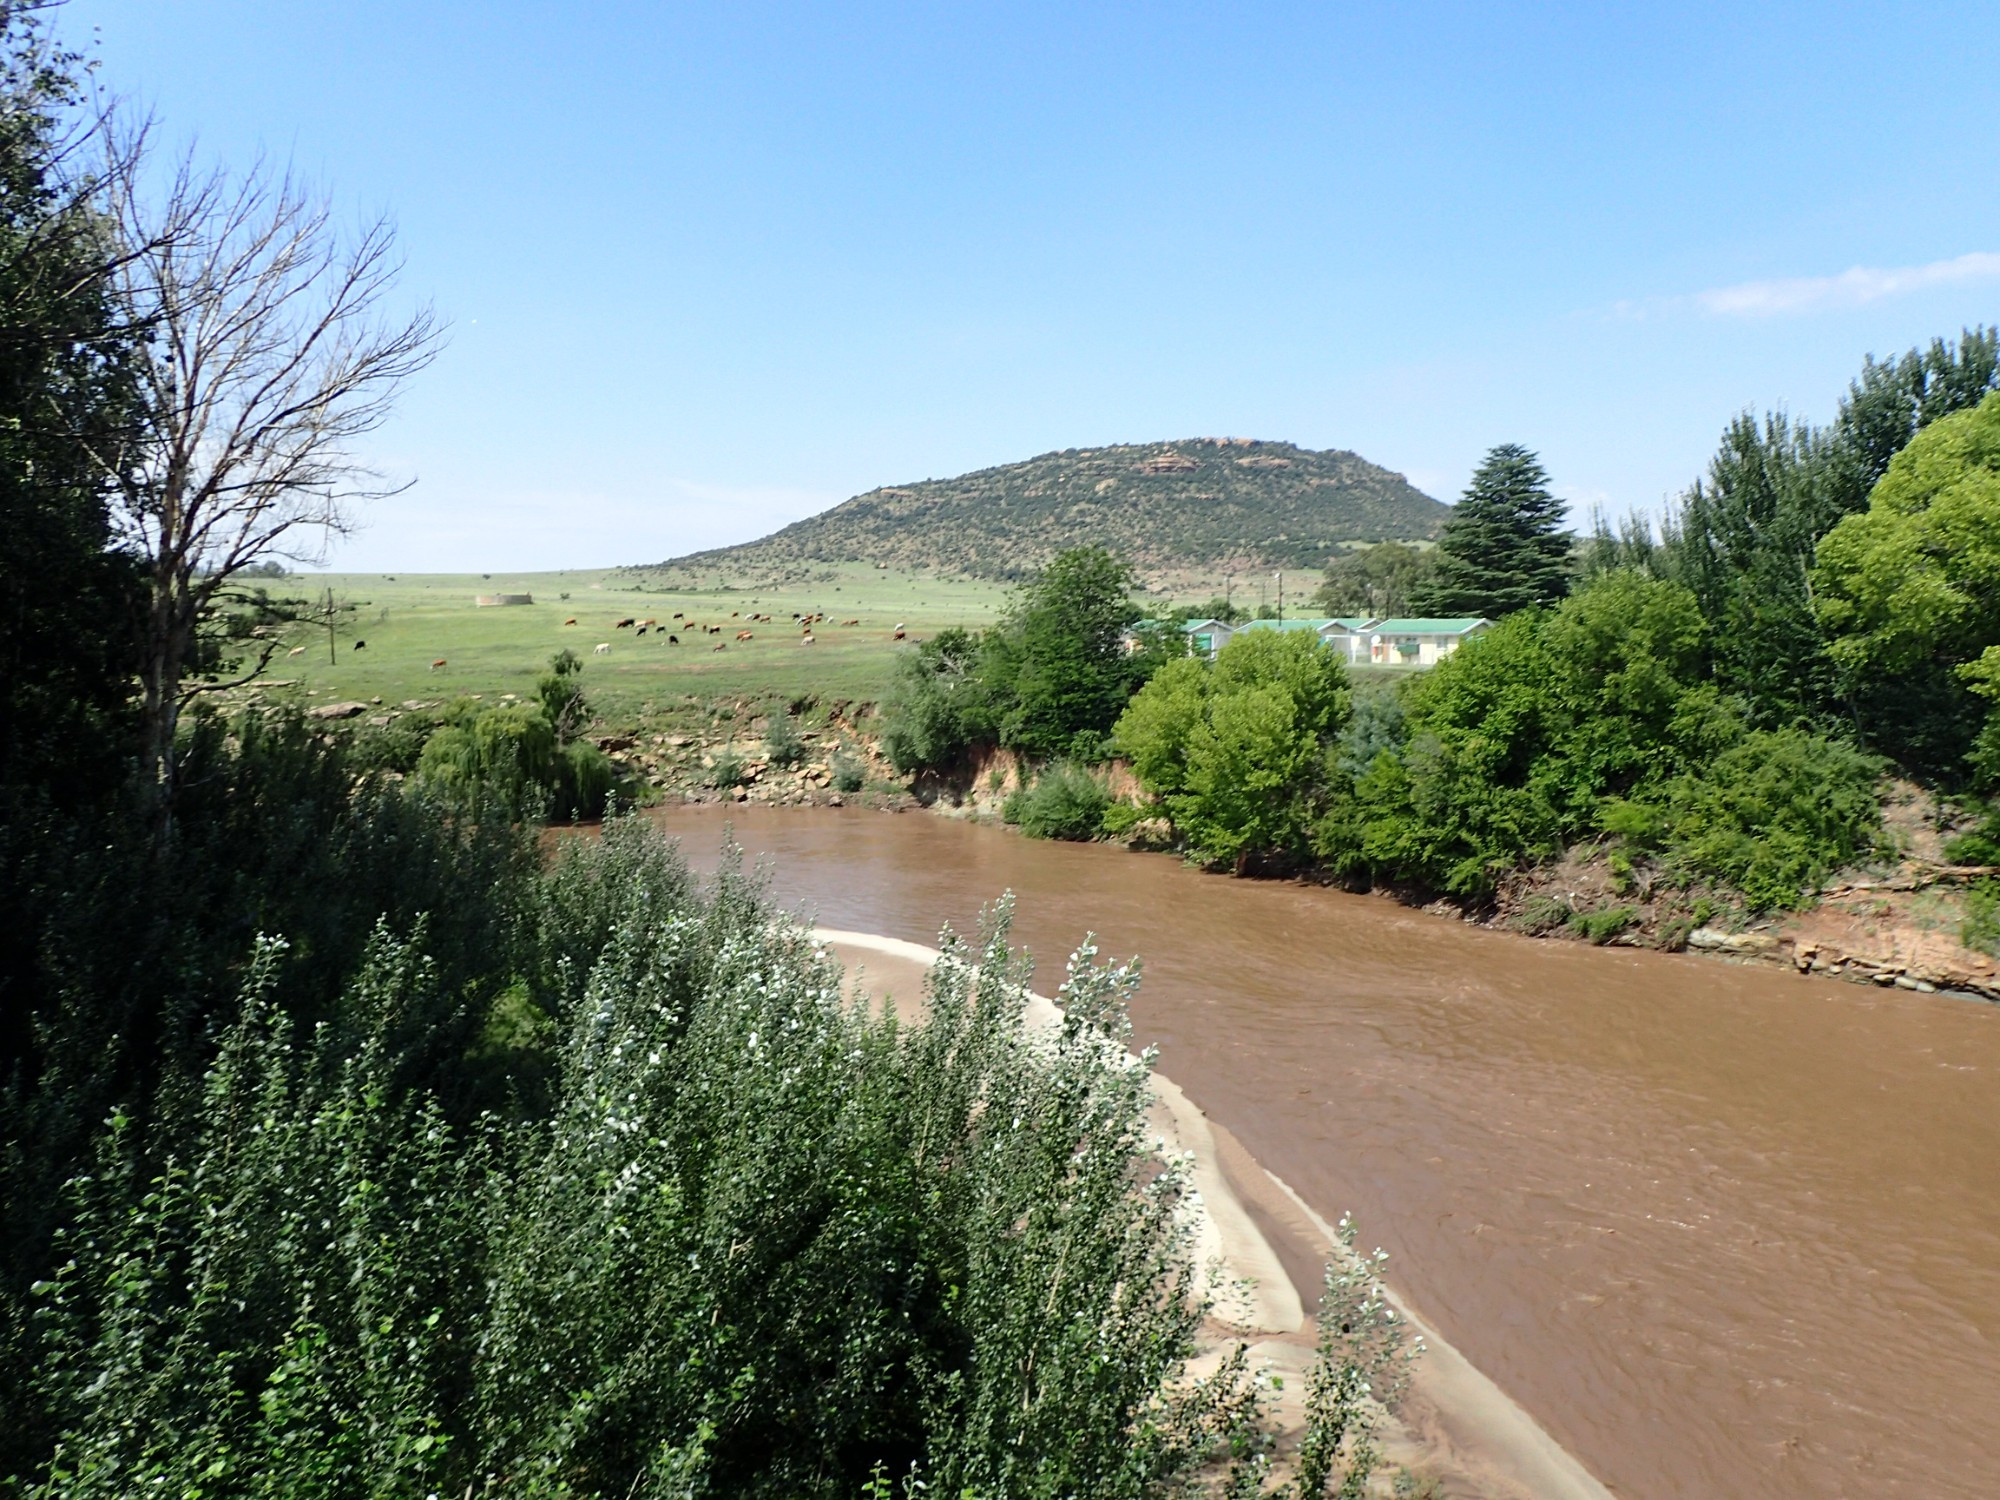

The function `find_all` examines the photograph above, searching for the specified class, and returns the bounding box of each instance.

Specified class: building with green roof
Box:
[1356,617,1491,666]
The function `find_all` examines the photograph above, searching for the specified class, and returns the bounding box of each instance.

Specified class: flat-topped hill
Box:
[655,438,1448,579]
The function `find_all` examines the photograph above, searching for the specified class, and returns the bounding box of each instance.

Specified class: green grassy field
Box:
[244,565,1015,724]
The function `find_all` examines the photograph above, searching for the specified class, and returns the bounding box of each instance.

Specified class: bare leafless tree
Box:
[90,125,442,813]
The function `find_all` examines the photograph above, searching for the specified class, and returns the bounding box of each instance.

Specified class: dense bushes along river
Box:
[885,354,2000,949]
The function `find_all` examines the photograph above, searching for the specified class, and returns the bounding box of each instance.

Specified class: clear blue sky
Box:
[66,1,2000,572]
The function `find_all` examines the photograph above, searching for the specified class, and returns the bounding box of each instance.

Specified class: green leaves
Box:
[1600,731,1884,910]
[1001,546,1146,760]
[1814,391,2000,789]
[1409,444,1569,620]
[27,818,1381,1498]
[878,547,1152,774]
[417,697,612,821]
[1117,629,1351,870]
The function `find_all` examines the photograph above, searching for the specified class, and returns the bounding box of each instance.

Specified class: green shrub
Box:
[831,749,865,793]
[1002,761,1110,840]
[344,713,433,775]
[1099,799,1147,838]
[560,738,615,815]
[536,648,590,743]
[417,699,610,822]
[1601,729,1883,910]
[1568,905,1638,944]
[1336,677,1406,783]
[763,704,806,768]
[707,747,747,789]
[878,628,1000,774]
[1511,893,1575,935]
[1394,1468,1450,1500]
[1964,881,2000,957]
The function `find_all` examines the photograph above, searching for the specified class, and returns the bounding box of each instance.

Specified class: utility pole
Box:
[1275,571,1284,622]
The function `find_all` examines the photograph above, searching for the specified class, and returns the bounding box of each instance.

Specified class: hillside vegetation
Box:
[658,438,1447,579]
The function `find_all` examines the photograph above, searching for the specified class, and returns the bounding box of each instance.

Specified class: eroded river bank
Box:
[650,802,2000,1500]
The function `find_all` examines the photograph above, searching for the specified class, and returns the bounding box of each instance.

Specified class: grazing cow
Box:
[563,616,578,625]
[730,611,740,618]
[735,630,753,641]
[353,639,366,651]
[430,658,447,672]
[667,634,679,645]
[614,617,634,629]
[892,629,906,641]
[287,645,306,657]
[636,626,648,636]
[712,642,727,652]
[593,642,610,655]
[639,619,657,628]
[841,618,859,626]
[800,634,815,647]
[672,611,683,620]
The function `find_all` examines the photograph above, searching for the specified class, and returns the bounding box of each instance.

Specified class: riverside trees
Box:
[1814,390,2000,783]
[879,544,1153,774]
[1115,630,1351,870]
[1590,326,1998,762]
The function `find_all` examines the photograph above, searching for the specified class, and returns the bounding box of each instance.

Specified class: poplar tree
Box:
[1409,443,1570,618]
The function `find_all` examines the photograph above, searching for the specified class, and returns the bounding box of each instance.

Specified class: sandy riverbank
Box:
[817,927,1614,1500]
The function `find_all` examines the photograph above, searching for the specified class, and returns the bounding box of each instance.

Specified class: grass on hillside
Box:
[233,565,1015,724]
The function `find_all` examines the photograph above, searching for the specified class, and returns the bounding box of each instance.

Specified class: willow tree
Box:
[92,131,442,816]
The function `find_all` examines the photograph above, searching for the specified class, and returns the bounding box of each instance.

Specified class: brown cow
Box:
[735,630,754,641]
[712,642,727,652]
[563,616,578,625]
[430,658,447,671]
[840,618,859,626]
[891,629,906,641]
[614,618,634,629]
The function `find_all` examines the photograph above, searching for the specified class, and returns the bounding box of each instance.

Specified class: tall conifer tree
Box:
[1409,443,1570,618]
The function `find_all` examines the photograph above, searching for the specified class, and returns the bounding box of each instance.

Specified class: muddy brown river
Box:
[648,804,2000,1499]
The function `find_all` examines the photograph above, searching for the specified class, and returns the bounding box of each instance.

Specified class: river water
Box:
[649,804,2000,1499]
